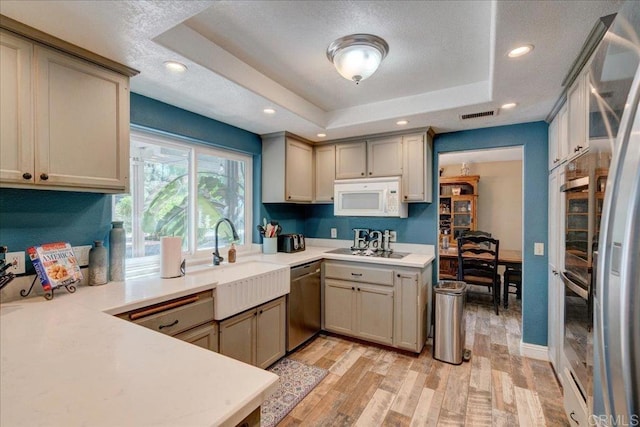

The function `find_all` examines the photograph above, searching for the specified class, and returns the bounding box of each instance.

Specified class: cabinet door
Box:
[35,46,129,191]
[175,323,219,353]
[314,144,335,202]
[567,74,587,158]
[0,31,33,184]
[256,297,286,369]
[548,113,560,170]
[356,283,394,345]
[335,142,366,179]
[394,272,419,351]
[558,104,569,164]
[219,309,256,366]
[324,279,355,335]
[402,133,430,202]
[367,136,402,177]
[285,137,313,201]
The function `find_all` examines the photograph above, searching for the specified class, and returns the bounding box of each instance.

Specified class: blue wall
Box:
[434,122,549,345]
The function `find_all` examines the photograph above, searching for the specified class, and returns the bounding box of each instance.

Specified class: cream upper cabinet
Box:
[402,132,433,202]
[567,72,588,158]
[558,104,569,164]
[35,46,129,191]
[548,111,560,170]
[0,31,33,184]
[0,30,130,193]
[314,144,335,202]
[285,138,313,201]
[335,141,366,179]
[262,132,313,202]
[366,136,402,177]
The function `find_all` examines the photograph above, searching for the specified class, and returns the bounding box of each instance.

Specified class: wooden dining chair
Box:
[457,235,501,315]
[502,265,522,309]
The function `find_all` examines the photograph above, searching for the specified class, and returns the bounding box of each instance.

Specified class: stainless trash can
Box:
[433,281,467,365]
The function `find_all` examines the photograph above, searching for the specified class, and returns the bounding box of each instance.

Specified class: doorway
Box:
[437,146,524,315]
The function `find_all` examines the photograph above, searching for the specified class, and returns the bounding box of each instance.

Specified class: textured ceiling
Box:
[0,0,623,141]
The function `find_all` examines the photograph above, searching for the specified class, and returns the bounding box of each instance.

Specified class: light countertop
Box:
[0,242,434,426]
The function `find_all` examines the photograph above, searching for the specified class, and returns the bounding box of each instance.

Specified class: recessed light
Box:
[507,45,534,58]
[501,102,517,109]
[163,61,188,73]
[396,120,409,126]
[317,133,327,138]
[263,108,276,115]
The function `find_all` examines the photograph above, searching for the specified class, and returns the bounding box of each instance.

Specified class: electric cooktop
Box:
[326,247,409,259]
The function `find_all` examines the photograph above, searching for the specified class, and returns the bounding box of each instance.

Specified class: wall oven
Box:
[561,147,610,410]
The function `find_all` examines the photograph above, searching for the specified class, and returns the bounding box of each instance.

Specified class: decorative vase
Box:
[109,221,125,281]
[88,240,108,285]
[461,162,470,176]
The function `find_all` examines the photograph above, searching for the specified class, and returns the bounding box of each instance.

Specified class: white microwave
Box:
[334,177,408,218]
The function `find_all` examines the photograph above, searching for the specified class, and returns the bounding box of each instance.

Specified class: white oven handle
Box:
[560,271,589,300]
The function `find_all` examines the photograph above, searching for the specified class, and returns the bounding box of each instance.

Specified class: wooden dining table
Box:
[438,247,523,280]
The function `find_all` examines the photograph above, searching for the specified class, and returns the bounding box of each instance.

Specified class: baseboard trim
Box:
[520,341,549,361]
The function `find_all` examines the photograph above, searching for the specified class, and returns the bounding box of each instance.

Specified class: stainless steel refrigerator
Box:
[593,0,640,424]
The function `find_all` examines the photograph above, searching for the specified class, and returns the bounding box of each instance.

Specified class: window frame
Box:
[117,128,253,275]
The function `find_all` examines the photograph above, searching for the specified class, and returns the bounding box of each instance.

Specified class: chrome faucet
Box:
[213,218,239,266]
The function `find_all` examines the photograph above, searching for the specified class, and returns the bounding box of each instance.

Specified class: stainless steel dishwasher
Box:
[287,260,322,352]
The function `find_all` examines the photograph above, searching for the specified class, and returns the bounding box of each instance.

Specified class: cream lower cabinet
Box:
[116,291,217,352]
[324,278,394,345]
[219,296,286,369]
[0,30,130,193]
[323,261,431,353]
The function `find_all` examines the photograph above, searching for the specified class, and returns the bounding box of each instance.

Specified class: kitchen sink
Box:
[188,261,290,320]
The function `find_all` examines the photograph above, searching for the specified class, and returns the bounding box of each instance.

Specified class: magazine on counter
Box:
[27,242,83,291]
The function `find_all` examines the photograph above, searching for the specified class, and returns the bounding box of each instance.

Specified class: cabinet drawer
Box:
[120,292,214,337]
[324,262,394,286]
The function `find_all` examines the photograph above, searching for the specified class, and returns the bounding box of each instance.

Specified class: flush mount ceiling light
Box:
[163,61,188,73]
[501,102,517,109]
[327,34,389,84]
[317,133,327,138]
[396,120,409,126]
[507,44,534,58]
[263,108,276,115]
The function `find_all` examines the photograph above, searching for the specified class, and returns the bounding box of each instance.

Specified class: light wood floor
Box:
[282,295,568,426]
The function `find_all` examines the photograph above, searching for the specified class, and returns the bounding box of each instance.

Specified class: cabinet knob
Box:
[361,172,365,176]
[40,173,49,181]
[22,172,32,180]
[287,195,291,200]
[369,172,372,175]
[351,286,355,291]
[331,196,334,200]
[404,195,408,199]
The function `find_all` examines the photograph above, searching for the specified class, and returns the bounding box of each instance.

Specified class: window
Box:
[113,129,252,270]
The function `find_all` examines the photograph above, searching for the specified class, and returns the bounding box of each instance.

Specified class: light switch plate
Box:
[389,231,397,242]
[330,228,337,239]
[73,245,92,267]
[534,242,544,256]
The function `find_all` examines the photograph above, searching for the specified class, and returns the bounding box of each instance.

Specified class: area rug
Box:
[261,358,328,427]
